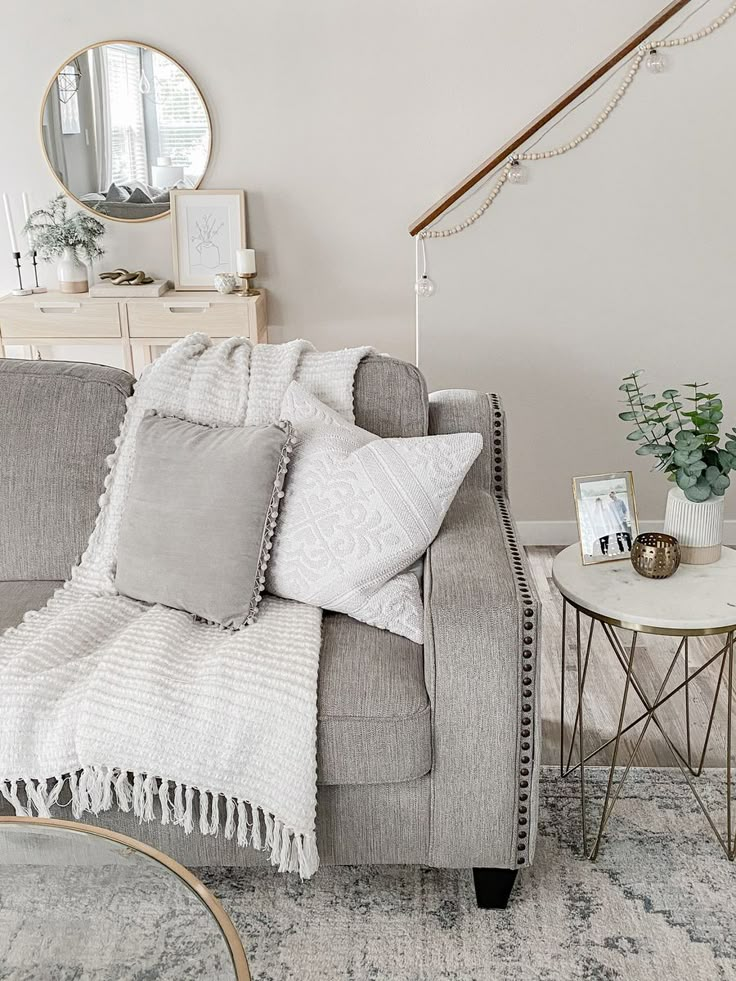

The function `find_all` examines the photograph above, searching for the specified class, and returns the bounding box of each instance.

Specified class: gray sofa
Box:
[0,354,540,909]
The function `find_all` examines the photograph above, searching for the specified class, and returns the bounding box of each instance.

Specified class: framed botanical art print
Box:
[572,471,639,566]
[171,189,246,290]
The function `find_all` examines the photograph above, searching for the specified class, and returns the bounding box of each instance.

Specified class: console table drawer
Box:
[1,300,121,338]
[0,289,267,370]
[127,299,254,338]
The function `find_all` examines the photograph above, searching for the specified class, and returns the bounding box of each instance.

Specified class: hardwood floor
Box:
[529,546,730,767]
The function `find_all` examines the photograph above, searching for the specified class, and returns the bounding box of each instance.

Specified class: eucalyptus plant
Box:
[619,371,736,503]
[22,194,105,264]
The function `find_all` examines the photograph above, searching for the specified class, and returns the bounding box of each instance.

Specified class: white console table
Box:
[0,289,268,371]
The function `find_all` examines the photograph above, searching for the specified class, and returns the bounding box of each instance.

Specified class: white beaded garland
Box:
[420,3,736,242]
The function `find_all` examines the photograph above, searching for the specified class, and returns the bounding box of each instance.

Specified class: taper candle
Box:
[235,248,256,275]
[3,193,19,253]
[21,192,34,249]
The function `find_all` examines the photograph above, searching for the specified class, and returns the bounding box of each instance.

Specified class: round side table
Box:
[552,543,736,861]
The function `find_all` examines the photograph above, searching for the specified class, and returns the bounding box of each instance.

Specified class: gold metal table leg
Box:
[560,598,567,778]
[576,609,587,853]
[696,650,728,777]
[564,619,595,776]
[563,639,729,776]
[590,636,684,860]
[727,631,733,858]
[557,601,736,862]
[603,623,734,860]
[589,631,638,861]
[685,637,691,770]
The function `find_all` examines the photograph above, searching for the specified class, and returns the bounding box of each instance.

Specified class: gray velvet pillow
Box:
[105,182,128,202]
[115,412,294,628]
[127,187,153,204]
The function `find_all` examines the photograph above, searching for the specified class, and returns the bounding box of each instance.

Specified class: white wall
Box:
[417,3,736,531]
[1,1,733,532]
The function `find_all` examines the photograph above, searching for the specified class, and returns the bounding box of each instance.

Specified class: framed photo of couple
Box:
[572,472,639,566]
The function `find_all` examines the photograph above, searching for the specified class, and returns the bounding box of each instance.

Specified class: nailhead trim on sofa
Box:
[490,394,539,867]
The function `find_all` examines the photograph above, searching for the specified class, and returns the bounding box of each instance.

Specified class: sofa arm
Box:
[423,482,540,871]
[429,389,507,496]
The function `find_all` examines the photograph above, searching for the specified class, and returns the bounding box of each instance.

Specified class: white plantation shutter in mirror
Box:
[152,52,210,181]
[107,44,148,185]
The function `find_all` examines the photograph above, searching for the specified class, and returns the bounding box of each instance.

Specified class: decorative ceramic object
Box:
[57,247,88,293]
[663,486,724,565]
[214,272,238,294]
[100,268,154,286]
[630,532,681,579]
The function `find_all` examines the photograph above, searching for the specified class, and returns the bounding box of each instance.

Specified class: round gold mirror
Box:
[41,41,212,223]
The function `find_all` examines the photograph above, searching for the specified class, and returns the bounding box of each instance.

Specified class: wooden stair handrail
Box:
[409,0,692,236]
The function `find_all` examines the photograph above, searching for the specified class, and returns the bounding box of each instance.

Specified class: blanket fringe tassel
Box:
[1,768,319,879]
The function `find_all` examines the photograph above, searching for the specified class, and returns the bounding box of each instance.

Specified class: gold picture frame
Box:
[572,471,639,566]
[171,189,246,290]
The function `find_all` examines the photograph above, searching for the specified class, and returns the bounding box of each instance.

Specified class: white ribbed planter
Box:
[663,486,725,565]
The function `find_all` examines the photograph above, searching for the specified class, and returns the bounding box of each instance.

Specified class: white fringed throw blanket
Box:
[0,333,371,878]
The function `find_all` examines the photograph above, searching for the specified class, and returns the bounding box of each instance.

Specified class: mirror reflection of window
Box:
[106,44,149,186]
[151,51,209,181]
[41,42,211,222]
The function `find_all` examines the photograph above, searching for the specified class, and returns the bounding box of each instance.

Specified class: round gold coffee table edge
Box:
[0,815,250,980]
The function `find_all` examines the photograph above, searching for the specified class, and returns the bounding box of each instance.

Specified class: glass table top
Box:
[0,817,249,981]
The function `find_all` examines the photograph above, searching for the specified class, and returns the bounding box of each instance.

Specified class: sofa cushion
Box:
[0,359,134,581]
[353,354,428,438]
[0,584,431,788]
[0,580,61,634]
[317,612,431,785]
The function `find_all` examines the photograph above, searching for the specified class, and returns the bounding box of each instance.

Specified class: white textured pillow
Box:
[267,382,482,643]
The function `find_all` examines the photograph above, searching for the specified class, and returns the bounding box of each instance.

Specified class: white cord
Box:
[420,236,428,278]
[414,236,421,368]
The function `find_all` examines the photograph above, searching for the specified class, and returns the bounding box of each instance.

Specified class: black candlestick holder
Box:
[29,250,46,293]
[11,251,31,296]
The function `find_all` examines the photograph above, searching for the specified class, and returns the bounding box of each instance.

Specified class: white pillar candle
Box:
[21,192,34,249]
[3,193,19,253]
[235,248,256,275]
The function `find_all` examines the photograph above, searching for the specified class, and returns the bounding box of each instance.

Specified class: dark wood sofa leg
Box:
[473,868,518,909]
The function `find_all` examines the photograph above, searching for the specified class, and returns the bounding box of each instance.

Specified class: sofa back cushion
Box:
[353,354,428,437]
[0,359,134,580]
[0,353,425,580]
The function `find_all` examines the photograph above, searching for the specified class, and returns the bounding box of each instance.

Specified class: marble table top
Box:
[552,544,736,635]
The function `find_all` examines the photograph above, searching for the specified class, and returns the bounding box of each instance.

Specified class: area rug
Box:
[1,769,735,980]
[202,767,736,981]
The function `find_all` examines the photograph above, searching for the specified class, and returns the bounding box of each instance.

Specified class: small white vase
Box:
[213,272,238,294]
[663,485,725,565]
[57,247,88,293]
